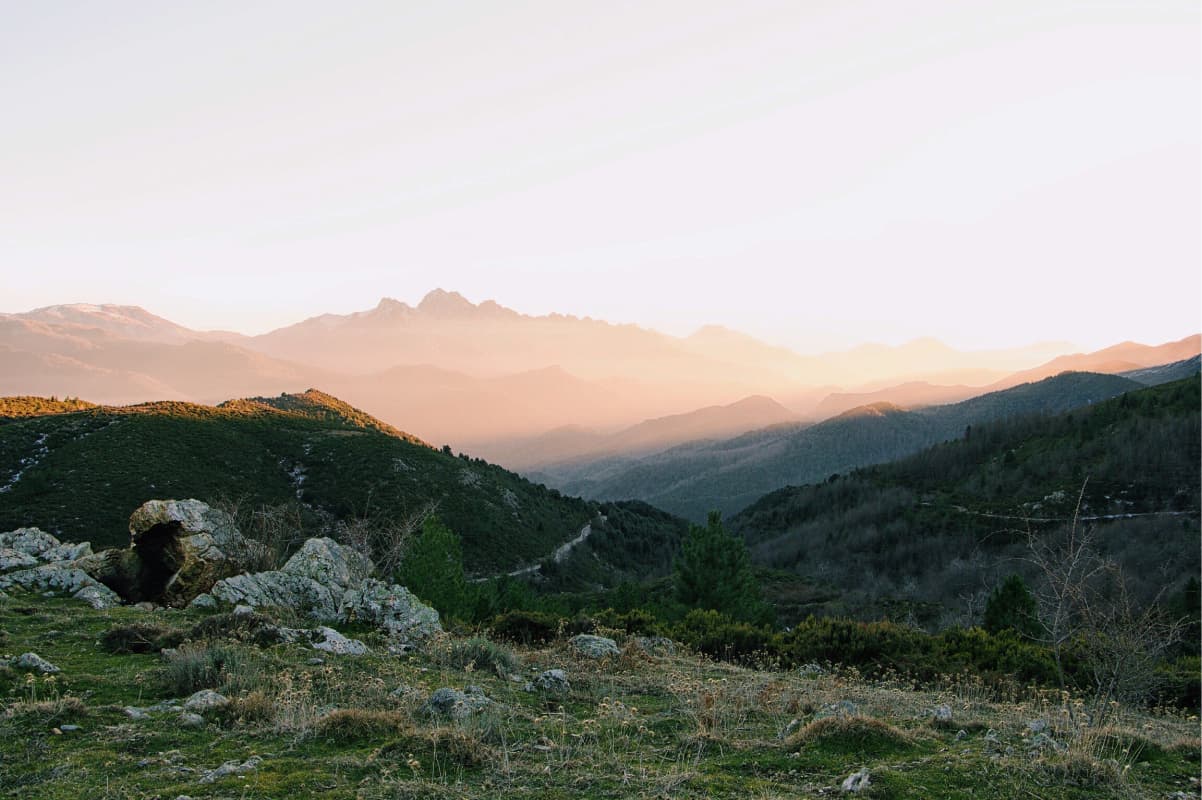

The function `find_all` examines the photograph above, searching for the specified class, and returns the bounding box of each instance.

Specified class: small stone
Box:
[189,594,217,609]
[14,652,60,674]
[310,626,368,655]
[530,669,570,693]
[232,604,254,617]
[60,724,81,732]
[422,686,492,720]
[178,712,205,728]
[306,657,325,665]
[568,634,620,659]
[932,704,953,723]
[842,768,871,793]
[778,718,802,740]
[954,729,968,741]
[73,583,121,609]
[124,706,150,720]
[199,755,262,784]
[183,689,229,712]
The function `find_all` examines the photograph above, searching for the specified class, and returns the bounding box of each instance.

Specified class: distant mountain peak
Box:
[418,288,476,316]
[374,297,413,314]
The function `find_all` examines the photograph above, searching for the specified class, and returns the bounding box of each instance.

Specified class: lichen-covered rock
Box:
[568,634,620,659]
[842,768,871,793]
[529,669,570,693]
[73,583,121,609]
[199,756,261,785]
[183,689,229,712]
[310,626,369,655]
[42,541,92,562]
[0,527,62,559]
[0,565,99,595]
[14,652,60,674]
[632,636,676,657]
[0,548,38,571]
[202,571,338,619]
[339,579,441,643]
[280,538,372,594]
[128,499,266,606]
[421,686,492,720]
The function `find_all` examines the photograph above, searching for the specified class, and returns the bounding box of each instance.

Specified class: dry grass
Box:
[785,715,913,750]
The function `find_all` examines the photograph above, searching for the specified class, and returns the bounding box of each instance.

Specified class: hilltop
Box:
[0,391,682,576]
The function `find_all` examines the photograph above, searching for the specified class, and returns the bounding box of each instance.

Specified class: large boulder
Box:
[126,499,266,606]
[279,537,372,594]
[339,579,442,644]
[200,571,339,620]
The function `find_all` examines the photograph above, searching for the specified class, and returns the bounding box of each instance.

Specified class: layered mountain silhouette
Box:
[1,292,1197,459]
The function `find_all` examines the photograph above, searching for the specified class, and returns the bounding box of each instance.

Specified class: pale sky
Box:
[1,1,1198,352]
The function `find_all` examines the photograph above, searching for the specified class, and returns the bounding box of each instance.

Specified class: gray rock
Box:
[124,706,150,720]
[1025,719,1049,735]
[232,604,254,617]
[14,652,60,674]
[339,579,441,643]
[841,768,871,793]
[41,541,92,563]
[932,704,953,723]
[798,663,826,678]
[59,724,81,732]
[568,634,619,659]
[178,712,205,728]
[778,718,803,740]
[816,700,859,719]
[73,583,121,609]
[1029,732,1065,754]
[306,657,325,666]
[422,686,493,720]
[310,626,368,655]
[0,565,99,595]
[183,689,229,712]
[0,527,62,559]
[0,548,39,571]
[280,538,372,594]
[203,570,338,619]
[189,594,217,609]
[530,669,570,693]
[632,636,676,657]
[128,498,266,606]
[199,755,261,784]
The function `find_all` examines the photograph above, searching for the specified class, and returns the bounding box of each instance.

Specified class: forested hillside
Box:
[0,390,683,575]
[730,376,1201,624]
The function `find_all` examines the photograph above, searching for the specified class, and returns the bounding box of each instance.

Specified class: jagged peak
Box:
[418,288,476,315]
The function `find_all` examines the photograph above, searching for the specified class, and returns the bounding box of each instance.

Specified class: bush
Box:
[439,637,519,676]
[160,643,252,696]
[101,622,183,654]
[673,609,775,664]
[316,709,410,741]
[489,610,559,645]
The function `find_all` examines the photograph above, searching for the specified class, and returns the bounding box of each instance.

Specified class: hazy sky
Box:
[2,1,1198,351]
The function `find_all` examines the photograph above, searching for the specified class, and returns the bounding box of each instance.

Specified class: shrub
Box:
[673,609,775,663]
[101,622,183,654]
[785,715,913,756]
[315,709,410,741]
[489,610,559,645]
[438,636,519,676]
[160,643,252,696]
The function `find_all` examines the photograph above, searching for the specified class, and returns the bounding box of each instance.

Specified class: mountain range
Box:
[1,293,1197,464]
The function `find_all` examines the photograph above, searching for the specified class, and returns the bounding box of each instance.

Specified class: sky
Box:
[1,1,1198,352]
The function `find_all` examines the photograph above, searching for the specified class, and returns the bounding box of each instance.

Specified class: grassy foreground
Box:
[1,596,1197,799]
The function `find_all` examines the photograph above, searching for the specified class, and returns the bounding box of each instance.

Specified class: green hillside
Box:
[543,371,1145,521]
[0,390,680,574]
[729,376,1201,624]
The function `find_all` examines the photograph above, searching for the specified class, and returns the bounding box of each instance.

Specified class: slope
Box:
[0,391,678,574]
[538,371,1146,521]
[730,376,1201,624]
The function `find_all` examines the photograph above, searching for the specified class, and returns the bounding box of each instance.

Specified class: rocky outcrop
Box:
[126,499,266,606]
[340,579,441,644]
[279,537,372,594]
[202,571,339,619]
[0,527,101,601]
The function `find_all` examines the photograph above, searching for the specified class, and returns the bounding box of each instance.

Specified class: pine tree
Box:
[397,516,471,621]
[673,511,767,622]
[982,574,1039,638]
